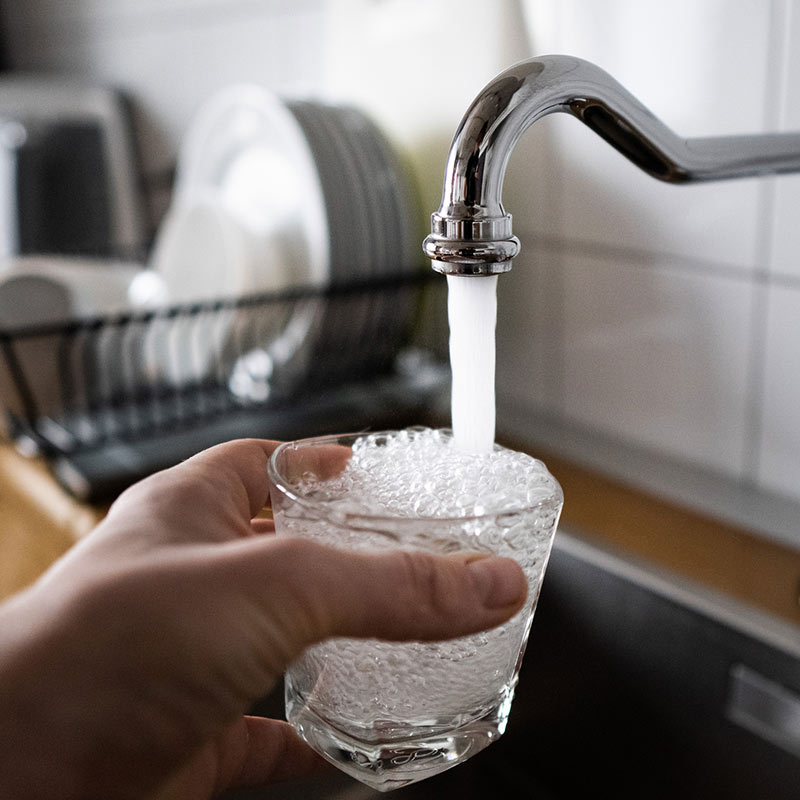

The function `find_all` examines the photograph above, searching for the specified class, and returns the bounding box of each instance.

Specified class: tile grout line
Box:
[543,232,800,290]
[524,230,800,287]
[741,0,792,486]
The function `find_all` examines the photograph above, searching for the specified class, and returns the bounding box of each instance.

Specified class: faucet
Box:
[423,54,800,275]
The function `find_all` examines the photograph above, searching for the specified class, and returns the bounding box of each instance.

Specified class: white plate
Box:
[150,195,264,303]
[150,86,331,390]
[173,85,329,292]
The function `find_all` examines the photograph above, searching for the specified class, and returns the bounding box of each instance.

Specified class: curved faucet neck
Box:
[424,54,800,275]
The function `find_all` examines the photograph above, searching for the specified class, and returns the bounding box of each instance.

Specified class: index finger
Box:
[106,438,282,532]
[182,438,283,519]
[270,442,352,485]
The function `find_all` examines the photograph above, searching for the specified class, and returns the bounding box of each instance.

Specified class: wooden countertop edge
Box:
[0,444,105,600]
[528,445,800,628]
[0,444,104,541]
[1,439,798,626]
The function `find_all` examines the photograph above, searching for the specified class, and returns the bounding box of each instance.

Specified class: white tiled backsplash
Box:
[2,0,799,515]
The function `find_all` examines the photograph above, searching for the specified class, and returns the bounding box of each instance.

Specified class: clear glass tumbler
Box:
[267,429,563,792]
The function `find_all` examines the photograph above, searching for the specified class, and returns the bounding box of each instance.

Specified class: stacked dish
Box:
[149,85,422,398]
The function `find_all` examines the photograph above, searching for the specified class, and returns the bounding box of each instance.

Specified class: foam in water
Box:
[306,426,559,520]
[447,274,498,455]
[279,428,562,791]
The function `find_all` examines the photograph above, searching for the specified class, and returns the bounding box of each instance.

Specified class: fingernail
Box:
[467,557,527,609]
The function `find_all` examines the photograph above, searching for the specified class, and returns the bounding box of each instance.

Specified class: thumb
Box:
[223,537,529,659]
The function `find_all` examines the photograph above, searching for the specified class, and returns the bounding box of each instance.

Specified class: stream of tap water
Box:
[447,274,498,454]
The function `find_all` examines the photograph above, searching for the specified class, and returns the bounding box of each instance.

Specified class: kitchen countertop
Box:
[527,443,800,627]
[2,436,799,629]
[0,442,104,600]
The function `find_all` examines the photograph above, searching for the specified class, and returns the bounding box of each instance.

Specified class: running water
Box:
[299,427,560,520]
[273,270,561,791]
[446,274,498,454]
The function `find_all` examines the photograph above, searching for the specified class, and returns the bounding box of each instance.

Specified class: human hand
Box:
[0,439,527,800]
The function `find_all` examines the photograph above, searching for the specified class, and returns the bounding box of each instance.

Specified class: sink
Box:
[496,532,800,799]
[231,530,800,799]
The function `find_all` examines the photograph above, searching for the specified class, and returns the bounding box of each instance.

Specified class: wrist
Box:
[0,576,147,799]
[0,585,84,798]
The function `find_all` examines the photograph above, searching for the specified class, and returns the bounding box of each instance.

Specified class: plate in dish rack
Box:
[149,85,330,390]
[284,99,422,386]
[169,84,329,293]
[150,84,422,396]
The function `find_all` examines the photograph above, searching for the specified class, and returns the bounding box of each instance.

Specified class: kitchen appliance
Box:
[0,75,149,261]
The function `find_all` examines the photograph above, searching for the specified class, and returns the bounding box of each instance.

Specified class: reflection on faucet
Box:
[423,54,800,276]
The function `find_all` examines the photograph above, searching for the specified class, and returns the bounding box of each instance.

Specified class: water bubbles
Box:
[455,494,478,511]
[413,495,441,517]
[283,429,563,751]
[504,521,530,550]
[297,427,560,530]
[496,512,520,529]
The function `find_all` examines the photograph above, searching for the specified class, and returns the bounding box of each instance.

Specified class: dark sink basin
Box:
[230,530,800,800]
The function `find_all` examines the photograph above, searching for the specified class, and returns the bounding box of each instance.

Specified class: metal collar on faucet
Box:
[423,54,800,276]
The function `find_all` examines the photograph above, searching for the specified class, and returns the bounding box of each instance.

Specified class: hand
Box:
[0,439,527,800]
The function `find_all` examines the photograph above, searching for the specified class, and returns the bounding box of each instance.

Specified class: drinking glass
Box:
[267,429,563,792]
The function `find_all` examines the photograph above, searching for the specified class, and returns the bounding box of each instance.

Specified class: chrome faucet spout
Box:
[423,54,800,275]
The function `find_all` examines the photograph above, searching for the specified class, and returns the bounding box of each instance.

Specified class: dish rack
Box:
[0,272,448,500]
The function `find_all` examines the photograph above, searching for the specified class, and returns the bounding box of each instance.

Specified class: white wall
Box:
[508,0,800,510]
[1,0,329,224]
[2,0,799,515]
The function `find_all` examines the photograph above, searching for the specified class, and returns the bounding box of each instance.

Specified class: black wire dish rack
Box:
[0,272,448,502]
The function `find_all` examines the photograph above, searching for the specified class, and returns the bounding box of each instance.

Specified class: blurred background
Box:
[1,3,800,798]
[1,0,799,527]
